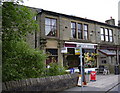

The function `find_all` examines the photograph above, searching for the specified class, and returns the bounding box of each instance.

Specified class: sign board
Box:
[75,47,80,55]
[77,44,95,49]
[77,75,82,86]
[61,47,67,53]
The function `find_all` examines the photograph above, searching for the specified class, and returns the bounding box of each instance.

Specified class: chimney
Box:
[105,17,115,25]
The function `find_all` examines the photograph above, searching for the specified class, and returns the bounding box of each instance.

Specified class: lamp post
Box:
[79,46,83,89]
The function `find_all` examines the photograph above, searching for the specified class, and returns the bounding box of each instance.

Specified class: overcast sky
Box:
[23,0,120,26]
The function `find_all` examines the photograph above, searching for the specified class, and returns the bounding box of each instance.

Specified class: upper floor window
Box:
[45,18,57,37]
[100,27,113,42]
[71,22,76,38]
[100,28,105,41]
[105,28,109,42]
[78,23,83,39]
[109,29,113,42]
[84,24,88,40]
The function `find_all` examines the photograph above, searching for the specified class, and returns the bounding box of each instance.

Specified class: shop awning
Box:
[99,49,120,56]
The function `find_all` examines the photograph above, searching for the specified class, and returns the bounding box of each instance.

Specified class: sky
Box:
[23,0,120,26]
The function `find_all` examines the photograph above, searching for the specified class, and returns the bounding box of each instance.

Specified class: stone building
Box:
[28,8,120,73]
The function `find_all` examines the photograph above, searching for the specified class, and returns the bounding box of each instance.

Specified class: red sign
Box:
[90,71,96,81]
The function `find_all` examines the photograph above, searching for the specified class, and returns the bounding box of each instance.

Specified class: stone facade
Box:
[27,8,120,73]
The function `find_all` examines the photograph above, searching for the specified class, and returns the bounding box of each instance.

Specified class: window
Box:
[67,48,75,54]
[102,60,107,64]
[46,49,58,65]
[100,28,105,41]
[105,29,109,41]
[109,29,113,42]
[45,18,57,37]
[100,27,114,42]
[78,23,83,39]
[84,24,88,40]
[71,22,76,38]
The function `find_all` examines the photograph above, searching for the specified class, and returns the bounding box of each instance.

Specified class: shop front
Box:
[62,42,98,69]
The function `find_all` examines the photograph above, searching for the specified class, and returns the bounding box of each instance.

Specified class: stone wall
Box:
[2,73,78,92]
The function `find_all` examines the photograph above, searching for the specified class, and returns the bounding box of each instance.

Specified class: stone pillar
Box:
[57,40,65,66]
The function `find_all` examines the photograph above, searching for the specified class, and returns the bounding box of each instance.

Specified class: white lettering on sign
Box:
[77,44,95,49]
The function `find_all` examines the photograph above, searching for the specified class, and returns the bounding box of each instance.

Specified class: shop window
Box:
[46,49,58,65]
[45,18,57,37]
[102,60,107,64]
[67,48,75,55]
[83,49,97,68]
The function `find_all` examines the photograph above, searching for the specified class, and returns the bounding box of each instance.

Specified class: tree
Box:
[2,2,47,82]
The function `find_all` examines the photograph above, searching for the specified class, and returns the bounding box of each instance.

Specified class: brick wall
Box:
[2,73,78,92]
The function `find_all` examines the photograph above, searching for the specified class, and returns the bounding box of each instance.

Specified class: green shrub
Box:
[2,40,47,82]
[46,62,66,76]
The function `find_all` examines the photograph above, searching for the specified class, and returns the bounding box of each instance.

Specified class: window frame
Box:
[77,23,83,39]
[83,24,88,40]
[100,27,105,41]
[109,29,113,42]
[105,28,109,42]
[71,22,77,38]
[45,17,57,37]
[46,49,58,65]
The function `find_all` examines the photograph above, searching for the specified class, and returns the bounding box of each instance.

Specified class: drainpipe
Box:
[116,45,119,65]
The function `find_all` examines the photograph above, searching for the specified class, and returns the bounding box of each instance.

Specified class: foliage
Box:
[2,40,47,82]
[2,2,47,82]
[2,2,38,42]
[46,63,66,76]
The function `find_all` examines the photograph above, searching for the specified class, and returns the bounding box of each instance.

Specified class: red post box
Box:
[90,71,96,81]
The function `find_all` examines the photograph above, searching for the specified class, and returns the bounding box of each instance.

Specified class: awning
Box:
[99,49,120,56]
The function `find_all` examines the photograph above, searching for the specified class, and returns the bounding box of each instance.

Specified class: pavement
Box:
[60,74,120,93]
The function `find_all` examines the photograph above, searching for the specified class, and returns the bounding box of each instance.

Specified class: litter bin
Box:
[114,65,119,75]
[70,68,75,74]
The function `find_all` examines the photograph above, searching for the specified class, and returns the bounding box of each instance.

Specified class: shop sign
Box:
[61,47,67,53]
[75,47,80,55]
[77,44,95,49]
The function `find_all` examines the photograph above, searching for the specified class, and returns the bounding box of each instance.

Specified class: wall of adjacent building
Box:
[118,1,120,26]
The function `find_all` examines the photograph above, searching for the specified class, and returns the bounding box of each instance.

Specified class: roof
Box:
[39,9,120,29]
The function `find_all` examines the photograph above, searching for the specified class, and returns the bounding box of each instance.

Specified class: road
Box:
[107,83,120,93]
